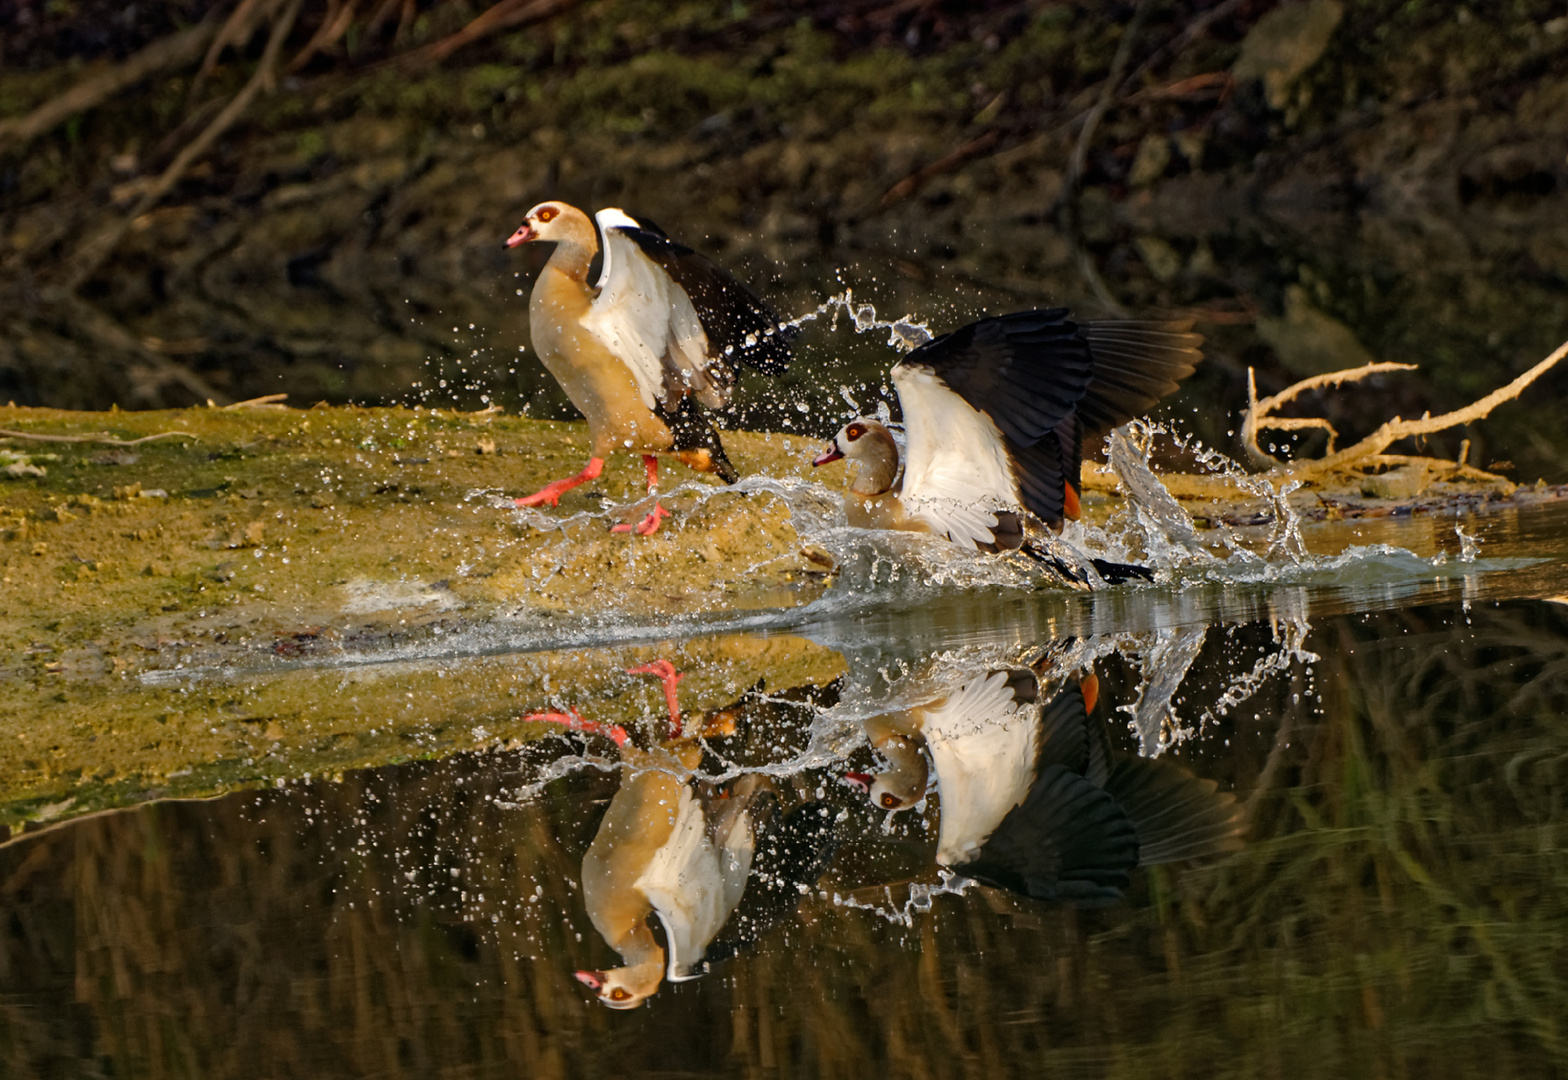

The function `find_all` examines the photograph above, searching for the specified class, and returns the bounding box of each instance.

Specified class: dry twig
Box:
[0,429,196,447]
[399,0,577,68]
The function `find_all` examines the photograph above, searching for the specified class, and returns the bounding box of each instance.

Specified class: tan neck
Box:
[849,427,900,496]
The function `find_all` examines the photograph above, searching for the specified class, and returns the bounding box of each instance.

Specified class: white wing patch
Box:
[893,364,1020,548]
[920,671,1040,867]
[636,785,755,982]
[581,209,724,411]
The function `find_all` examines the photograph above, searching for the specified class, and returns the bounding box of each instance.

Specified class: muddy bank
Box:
[2,0,1566,478]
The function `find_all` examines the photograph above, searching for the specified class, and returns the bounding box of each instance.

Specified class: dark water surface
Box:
[5,507,1568,1078]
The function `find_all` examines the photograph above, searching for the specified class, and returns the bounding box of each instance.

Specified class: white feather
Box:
[892,364,1020,548]
[635,785,754,982]
[920,671,1040,867]
[582,208,721,412]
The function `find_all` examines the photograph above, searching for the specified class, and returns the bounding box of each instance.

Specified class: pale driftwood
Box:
[219,394,292,410]
[0,429,196,447]
[1242,362,1417,467]
[1240,339,1568,482]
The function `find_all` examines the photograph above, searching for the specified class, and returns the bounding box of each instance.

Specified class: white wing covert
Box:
[920,670,1041,867]
[581,209,726,411]
[892,364,1020,549]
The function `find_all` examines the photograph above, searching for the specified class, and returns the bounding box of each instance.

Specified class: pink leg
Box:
[611,455,669,535]
[523,708,629,748]
[626,659,683,739]
[515,457,605,508]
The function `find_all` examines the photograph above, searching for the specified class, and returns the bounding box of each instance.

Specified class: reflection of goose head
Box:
[845,718,930,811]
[575,962,663,1010]
[814,419,900,496]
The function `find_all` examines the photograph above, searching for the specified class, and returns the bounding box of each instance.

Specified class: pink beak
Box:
[574,969,604,990]
[504,223,536,248]
[812,443,844,467]
[842,771,873,793]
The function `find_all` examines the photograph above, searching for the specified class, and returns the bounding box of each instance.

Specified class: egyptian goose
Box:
[846,670,1242,902]
[505,202,791,534]
[812,308,1201,581]
[526,660,769,1008]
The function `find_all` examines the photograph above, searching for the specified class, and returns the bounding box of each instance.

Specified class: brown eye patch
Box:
[536,206,558,222]
[846,423,866,440]
[880,792,900,809]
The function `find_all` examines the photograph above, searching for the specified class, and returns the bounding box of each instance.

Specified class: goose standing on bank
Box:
[812,308,1200,579]
[505,202,792,534]
[846,669,1243,902]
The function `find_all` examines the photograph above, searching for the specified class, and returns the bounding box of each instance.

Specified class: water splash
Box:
[783,290,933,352]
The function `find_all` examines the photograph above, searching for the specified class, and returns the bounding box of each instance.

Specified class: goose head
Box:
[575,961,662,1010]
[844,730,929,811]
[505,201,595,249]
[813,419,900,496]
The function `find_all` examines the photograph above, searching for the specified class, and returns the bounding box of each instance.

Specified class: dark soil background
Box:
[3,0,1567,476]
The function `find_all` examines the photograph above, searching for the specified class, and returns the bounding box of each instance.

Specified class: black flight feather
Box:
[1101,757,1245,866]
[897,308,1096,447]
[1077,320,1203,435]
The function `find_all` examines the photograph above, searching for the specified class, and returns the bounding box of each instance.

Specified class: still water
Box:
[4,500,1567,1077]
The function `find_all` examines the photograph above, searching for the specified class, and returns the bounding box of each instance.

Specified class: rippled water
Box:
[5,497,1568,1076]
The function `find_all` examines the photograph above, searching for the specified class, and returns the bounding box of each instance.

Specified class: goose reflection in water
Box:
[526,661,838,1009]
[844,658,1245,903]
[529,646,1243,1008]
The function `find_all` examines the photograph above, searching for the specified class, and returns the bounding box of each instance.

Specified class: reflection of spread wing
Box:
[702,800,840,967]
[583,209,722,412]
[922,670,1041,866]
[1101,756,1244,865]
[957,764,1139,903]
[636,787,755,982]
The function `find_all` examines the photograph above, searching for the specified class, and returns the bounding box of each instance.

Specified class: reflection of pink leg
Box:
[627,659,682,739]
[516,457,605,508]
[524,708,629,747]
[611,455,669,535]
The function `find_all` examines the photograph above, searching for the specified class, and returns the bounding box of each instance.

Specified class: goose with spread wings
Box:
[811,308,1201,580]
[505,201,791,534]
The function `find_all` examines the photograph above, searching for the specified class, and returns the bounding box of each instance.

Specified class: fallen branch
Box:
[1242,361,1418,467]
[1241,339,1568,482]
[0,429,196,447]
[398,0,577,68]
[0,13,222,151]
[877,129,1000,209]
[64,0,305,291]
[219,393,292,410]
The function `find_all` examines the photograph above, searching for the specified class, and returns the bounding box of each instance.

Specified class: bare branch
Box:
[0,14,223,151]
[1238,340,1568,483]
[398,0,578,69]
[64,0,305,291]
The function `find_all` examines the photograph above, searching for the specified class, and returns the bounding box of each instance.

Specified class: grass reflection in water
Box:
[2,601,1566,1077]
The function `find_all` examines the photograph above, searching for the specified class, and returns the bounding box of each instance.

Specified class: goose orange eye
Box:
[880,792,900,809]
[536,206,558,222]
[609,987,630,1001]
[846,423,865,440]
